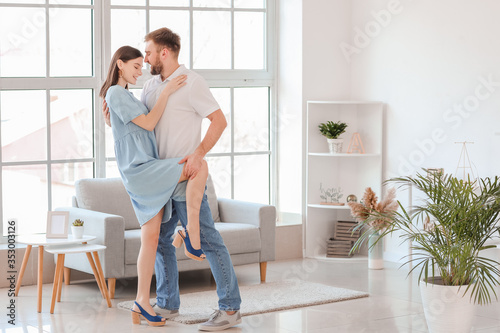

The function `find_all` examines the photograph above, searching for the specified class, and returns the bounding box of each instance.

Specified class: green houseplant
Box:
[318,121,347,153]
[351,171,500,332]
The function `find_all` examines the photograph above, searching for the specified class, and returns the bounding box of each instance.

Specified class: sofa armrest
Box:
[55,207,126,278]
[217,198,276,262]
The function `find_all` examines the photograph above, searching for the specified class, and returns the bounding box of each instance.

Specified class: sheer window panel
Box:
[111,9,146,57]
[234,87,269,152]
[111,0,144,5]
[206,156,231,199]
[234,0,265,9]
[193,0,230,8]
[234,154,269,204]
[51,162,94,208]
[50,8,93,77]
[234,12,265,69]
[105,126,115,158]
[106,160,121,178]
[149,0,188,6]
[2,165,48,236]
[0,7,46,77]
[1,90,47,162]
[49,0,91,4]
[202,88,231,153]
[150,10,190,68]
[193,11,231,69]
[0,0,44,3]
[50,89,93,160]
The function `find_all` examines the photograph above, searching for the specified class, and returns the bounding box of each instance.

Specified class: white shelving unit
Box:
[303,101,384,259]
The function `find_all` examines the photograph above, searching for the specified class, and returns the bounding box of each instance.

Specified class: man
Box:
[104,28,242,331]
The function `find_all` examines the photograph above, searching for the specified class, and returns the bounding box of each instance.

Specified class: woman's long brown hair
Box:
[99,46,143,98]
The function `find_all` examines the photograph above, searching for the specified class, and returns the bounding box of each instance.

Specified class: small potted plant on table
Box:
[318,121,348,154]
[71,219,84,239]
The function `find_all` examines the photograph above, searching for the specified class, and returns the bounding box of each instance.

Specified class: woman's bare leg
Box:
[132,209,165,320]
[178,160,209,250]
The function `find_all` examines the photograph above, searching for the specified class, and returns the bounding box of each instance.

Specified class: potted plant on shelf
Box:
[351,171,500,333]
[348,187,398,269]
[318,121,348,154]
[71,219,84,239]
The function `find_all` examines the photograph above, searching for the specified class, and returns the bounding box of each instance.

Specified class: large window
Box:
[0,0,274,237]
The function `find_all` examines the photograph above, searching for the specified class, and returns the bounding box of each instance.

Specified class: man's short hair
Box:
[145,28,181,57]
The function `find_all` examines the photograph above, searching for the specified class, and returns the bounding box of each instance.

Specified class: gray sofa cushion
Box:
[75,178,140,230]
[213,223,261,254]
[123,223,261,265]
[124,229,141,265]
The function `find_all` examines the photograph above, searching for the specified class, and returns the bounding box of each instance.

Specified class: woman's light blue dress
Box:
[105,85,184,226]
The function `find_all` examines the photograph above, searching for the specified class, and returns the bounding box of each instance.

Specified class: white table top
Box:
[44,243,106,254]
[16,234,96,246]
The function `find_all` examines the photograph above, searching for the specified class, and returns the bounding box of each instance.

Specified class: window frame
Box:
[0,0,277,241]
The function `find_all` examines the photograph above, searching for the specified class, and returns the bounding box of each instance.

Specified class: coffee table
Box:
[15,234,96,313]
[45,243,111,313]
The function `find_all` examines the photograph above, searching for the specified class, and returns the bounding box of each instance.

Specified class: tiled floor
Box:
[2,258,500,332]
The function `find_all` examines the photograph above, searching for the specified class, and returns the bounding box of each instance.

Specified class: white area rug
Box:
[117,279,368,324]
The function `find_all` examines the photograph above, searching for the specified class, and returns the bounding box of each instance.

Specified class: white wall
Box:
[277,0,303,223]
[301,0,500,262]
[350,0,500,261]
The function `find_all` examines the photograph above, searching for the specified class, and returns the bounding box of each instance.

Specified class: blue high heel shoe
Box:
[172,229,206,261]
[131,301,166,327]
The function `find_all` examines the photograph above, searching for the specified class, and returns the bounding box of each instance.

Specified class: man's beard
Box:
[150,59,163,75]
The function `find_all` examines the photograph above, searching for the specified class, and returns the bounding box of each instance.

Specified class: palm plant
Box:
[352,171,500,304]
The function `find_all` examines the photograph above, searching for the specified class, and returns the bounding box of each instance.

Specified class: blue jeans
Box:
[155,191,241,311]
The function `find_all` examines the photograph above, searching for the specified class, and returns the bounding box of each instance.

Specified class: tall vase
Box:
[368,231,383,270]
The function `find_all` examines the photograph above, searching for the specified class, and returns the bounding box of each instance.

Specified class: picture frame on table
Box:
[46,211,69,238]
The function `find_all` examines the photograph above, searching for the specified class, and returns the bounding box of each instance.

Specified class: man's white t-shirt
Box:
[141,65,220,159]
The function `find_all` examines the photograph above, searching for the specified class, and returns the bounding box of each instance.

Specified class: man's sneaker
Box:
[152,304,179,319]
[198,310,242,331]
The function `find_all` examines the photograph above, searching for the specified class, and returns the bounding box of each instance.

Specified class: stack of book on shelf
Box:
[327,220,361,258]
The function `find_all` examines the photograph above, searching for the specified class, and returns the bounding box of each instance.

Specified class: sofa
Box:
[56,177,276,298]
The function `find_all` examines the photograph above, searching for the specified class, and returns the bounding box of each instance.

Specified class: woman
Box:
[99,46,206,327]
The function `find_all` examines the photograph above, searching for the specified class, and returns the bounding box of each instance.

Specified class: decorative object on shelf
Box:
[327,239,353,258]
[347,132,365,154]
[347,187,398,270]
[426,168,444,179]
[318,121,348,154]
[327,221,361,258]
[71,219,85,239]
[351,171,500,333]
[455,141,476,181]
[46,211,69,239]
[334,220,361,241]
[346,194,357,203]
[319,183,344,205]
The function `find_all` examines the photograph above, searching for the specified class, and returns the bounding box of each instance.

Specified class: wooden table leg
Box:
[50,254,64,314]
[92,252,112,308]
[86,252,105,299]
[15,245,32,296]
[37,245,44,313]
[57,254,65,302]
[108,278,116,299]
